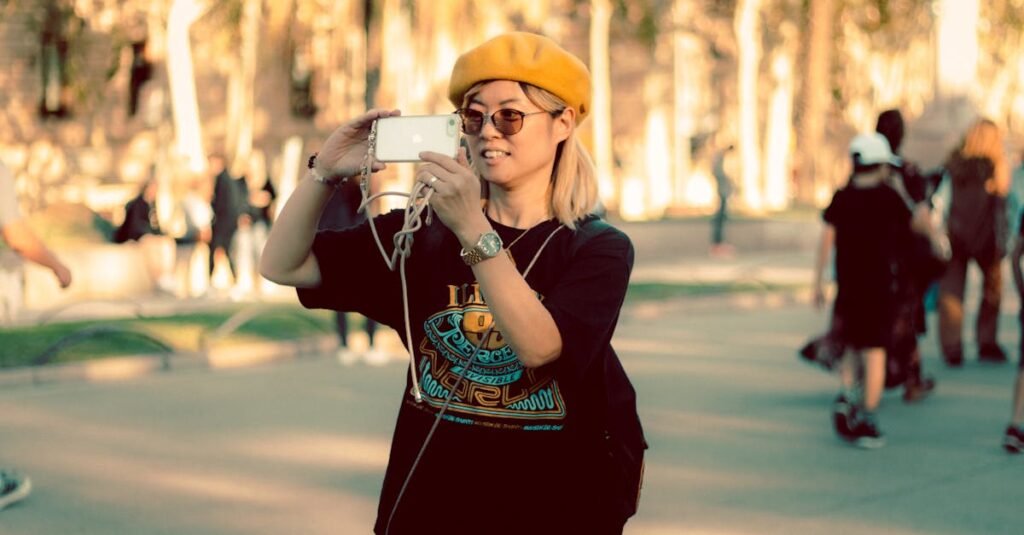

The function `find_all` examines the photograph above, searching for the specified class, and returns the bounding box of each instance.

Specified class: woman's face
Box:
[462,80,571,190]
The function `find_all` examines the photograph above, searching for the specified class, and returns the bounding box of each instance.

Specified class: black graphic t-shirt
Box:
[298,209,641,534]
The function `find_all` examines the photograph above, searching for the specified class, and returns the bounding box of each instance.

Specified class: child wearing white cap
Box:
[814,133,918,448]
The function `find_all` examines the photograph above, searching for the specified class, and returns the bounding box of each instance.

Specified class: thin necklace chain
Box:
[487,209,549,250]
[506,226,533,250]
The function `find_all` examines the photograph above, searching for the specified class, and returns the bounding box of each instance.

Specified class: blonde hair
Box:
[463,82,598,229]
[960,118,1009,196]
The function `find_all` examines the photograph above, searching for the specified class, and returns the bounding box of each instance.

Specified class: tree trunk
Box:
[672,0,708,208]
[227,0,261,172]
[590,0,615,212]
[734,0,762,211]
[797,0,832,206]
[763,42,795,211]
[166,0,208,174]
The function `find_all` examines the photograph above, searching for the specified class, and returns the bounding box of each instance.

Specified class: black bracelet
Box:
[308,152,347,187]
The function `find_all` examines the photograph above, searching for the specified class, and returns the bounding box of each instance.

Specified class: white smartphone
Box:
[373,114,461,162]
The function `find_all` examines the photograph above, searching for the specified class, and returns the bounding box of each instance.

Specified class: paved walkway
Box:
[2,294,1021,534]
[1,216,1021,534]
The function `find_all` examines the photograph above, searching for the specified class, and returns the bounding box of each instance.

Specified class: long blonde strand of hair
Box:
[962,118,1009,196]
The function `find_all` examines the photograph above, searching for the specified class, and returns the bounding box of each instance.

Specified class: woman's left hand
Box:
[416,148,488,242]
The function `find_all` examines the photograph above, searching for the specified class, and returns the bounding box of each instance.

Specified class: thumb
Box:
[456,147,470,169]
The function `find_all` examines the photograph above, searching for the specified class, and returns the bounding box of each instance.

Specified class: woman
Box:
[261,32,645,535]
[939,119,1009,366]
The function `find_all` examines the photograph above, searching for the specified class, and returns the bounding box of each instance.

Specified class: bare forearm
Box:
[4,222,65,273]
[473,253,562,367]
[259,178,334,287]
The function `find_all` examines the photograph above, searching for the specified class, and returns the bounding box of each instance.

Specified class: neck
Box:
[486,181,553,228]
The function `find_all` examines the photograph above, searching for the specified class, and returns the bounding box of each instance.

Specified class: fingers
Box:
[419,150,470,173]
[416,167,443,191]
[361,108,402,124]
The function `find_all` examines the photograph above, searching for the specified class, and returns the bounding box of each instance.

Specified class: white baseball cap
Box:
[849,133,902,167]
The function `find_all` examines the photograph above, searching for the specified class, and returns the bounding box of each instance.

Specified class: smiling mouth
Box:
[482,149,510,160]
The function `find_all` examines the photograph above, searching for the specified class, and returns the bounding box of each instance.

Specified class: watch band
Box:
[460,231,503,266]
[460,248,486,266]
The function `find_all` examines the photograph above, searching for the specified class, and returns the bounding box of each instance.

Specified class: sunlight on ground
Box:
[643,406,814,440]
[235,433,390,470]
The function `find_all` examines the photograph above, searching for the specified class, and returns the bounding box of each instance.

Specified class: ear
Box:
[552,108,575,143]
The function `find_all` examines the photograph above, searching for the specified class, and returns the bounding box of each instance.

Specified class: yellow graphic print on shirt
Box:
[414,282,566,431]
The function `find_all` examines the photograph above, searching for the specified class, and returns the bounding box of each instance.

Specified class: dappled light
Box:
[2,3,1023,534]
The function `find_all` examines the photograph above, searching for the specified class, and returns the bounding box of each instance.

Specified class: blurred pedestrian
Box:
[317,177,385,366]
[207,153,241,288]
[114,174,176,293]
[1,158,74,509]
[710,144,735,257]
[0,160,72,319]
[815,133,922,448]
[170,173,213,297]
[261,32,646,534]
[875,109,938,402]
[246,151,276,291]
[938,119,1009,366]
[1006,197,1024,453]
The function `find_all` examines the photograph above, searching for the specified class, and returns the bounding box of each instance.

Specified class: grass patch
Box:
[0,305,335,369]
[0,282,799,369]
[625,281,799,302]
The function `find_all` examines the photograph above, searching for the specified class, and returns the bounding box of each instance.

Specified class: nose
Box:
[478,114,502,139]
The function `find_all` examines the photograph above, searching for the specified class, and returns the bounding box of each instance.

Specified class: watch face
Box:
[479,232,503,256]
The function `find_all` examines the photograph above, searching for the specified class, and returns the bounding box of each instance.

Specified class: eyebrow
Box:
[469,96,524,106]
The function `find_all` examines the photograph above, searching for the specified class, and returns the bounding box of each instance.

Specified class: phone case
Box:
[374,114,461,162]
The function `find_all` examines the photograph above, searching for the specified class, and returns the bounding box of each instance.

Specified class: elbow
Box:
[518,343,562,369]
[258,254,287,286]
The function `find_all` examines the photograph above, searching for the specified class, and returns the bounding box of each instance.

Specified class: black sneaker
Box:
[848,412,886,449]
[832,394,853,440]
[0,470,31,510]
[1004,426,1024,454]
[978,344,1008,363]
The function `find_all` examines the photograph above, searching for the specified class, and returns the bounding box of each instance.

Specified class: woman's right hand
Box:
[314,108,401,178]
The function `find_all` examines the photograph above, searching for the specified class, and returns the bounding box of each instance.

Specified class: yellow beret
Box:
[448,32,591,124]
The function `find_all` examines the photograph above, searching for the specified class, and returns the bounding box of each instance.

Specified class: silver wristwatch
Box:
[460,231,503,266]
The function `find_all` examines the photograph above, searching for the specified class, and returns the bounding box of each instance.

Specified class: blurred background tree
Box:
[0,0,1021,222]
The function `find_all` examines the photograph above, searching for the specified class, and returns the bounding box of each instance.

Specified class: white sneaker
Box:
[336,347,360,366]
[0,470,31,510]
[363,348,390,367]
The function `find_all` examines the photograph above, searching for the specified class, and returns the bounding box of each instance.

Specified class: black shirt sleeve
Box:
[296,209,405,327]
[823,190,843,226]
[542,223,634,383]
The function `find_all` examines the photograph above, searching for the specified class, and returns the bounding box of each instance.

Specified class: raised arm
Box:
[259,108,399,288]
